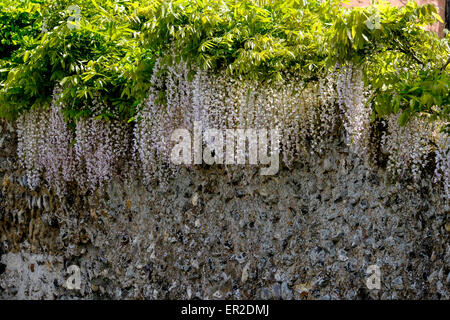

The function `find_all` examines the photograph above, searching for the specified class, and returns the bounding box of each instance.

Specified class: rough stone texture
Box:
[0,121,449,300]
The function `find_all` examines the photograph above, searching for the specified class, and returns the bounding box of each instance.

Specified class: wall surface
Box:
[0,121,449,300]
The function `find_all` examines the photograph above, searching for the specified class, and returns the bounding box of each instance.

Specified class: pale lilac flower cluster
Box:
[40,88,76,194]
[133,60,186,187]
[75,98,132,192]
[75,117,115,191]
[301,75,341,158]
[17,109,44,190]
[16,60,449,198]
[17,88,75,193]
[433,134,449,199]
[17,90,132,193]
[134,58,343,184]
[381,115,439,183]
[337,64,371,158]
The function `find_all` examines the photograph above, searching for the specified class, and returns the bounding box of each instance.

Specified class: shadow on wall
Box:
[344,0,447,36]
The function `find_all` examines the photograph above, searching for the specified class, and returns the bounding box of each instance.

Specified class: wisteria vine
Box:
[16,61,449,199]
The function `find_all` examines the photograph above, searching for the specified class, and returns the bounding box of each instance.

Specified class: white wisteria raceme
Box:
[75,117,114,191]
[40,88,76,194]
[433,133,449,199]
[17,88,75,193]
[134,59,344,183]
[337,64,371,157]
[17,91,132,193]
[15,59,449,197]
[75,98,132,192]
[17,109,44,190]
[381,115,441,183]
[133,60,184,188]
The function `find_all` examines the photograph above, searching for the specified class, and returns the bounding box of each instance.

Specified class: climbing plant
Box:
[0,0,155,121]
[0,0,448,127]
[0,0,448,194]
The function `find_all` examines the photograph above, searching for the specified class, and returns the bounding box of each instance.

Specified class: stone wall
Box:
[0,121,449,300]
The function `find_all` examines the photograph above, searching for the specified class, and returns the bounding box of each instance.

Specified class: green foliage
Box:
[0,0,155,120]
[0,0,448,129]
[332,1,450,131]
[141,0,341,80]
[0,0,43,83]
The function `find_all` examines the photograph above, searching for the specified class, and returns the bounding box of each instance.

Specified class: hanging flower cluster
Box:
[16,90,132,193]
[337,63,371,158]
[433,133,449,199]
[39,89,76,194]
[16,60,449,197]
[134,59,448,195]
[133,60,186,187]
[74,118,132,192]
[380,115,445,184]
[17,88,76,193]
[17,109,44,190]
[134,59,346,184]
